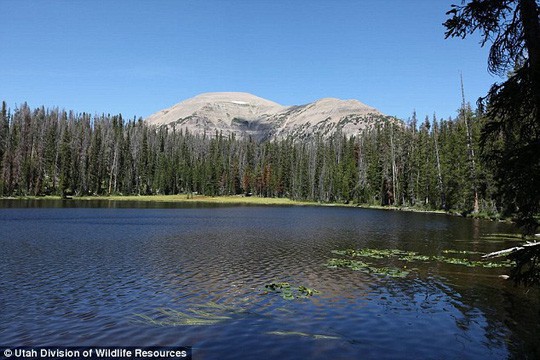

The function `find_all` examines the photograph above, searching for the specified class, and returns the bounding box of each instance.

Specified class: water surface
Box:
[0,201,538,359]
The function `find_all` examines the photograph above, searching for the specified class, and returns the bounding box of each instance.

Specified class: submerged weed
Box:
[133,306,231,326]
[266,331,340,340]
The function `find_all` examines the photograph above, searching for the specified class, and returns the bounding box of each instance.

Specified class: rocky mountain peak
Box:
[145,92,390,140]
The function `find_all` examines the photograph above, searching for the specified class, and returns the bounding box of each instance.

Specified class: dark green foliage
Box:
[445,0,540,285]
[0,101,508,217]
[445,0,540,234]
[509,243,540,286]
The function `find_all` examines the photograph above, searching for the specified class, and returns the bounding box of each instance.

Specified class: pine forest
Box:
[0,100,503,218]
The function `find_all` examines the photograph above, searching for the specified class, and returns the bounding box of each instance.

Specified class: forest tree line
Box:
[0,100,502,216]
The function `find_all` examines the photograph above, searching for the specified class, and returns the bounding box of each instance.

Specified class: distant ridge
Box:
[145,92,392,140]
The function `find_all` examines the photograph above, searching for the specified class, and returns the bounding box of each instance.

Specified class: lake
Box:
[0,201,538,359]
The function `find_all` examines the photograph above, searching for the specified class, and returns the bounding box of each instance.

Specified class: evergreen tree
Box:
[445,0,540,232]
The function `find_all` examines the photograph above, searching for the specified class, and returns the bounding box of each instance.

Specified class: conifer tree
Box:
[445,0,540,232]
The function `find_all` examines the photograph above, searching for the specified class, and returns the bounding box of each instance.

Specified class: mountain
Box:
[145,92,391,140]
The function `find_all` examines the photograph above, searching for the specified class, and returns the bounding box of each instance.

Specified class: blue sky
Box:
[0,0,499,121]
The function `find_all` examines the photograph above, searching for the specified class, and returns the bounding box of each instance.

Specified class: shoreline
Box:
[0,194,506,220]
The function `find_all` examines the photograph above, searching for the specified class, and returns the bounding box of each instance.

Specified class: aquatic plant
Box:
[325,258,370,271]
[367,266,410,278]
[263,282,319,300]
[331,248,413,259]
[298,286,319,297]
[132,301,251,327]
[265,282,291,291]
[325,258,409,278]
[328,247,512,276]
[133,307,231,326]
[442,250,485,255]
[266,331,340,340]
[432,255,512,268]
[398,254,432,262]
[479,233,524,243]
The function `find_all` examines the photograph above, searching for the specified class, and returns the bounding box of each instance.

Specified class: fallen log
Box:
[482,242,540,259]
[483,242,540,286]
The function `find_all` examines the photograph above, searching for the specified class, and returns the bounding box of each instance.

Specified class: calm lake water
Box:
[0,201,538,359]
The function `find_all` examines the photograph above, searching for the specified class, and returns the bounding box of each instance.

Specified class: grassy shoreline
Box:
[3,194,519,223]
[1,194,472,216]
[2,194,320,206]
[83,194,319,206]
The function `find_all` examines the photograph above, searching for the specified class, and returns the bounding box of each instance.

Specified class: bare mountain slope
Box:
[146,92,389,140]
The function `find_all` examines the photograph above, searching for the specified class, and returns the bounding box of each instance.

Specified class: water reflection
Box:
[0,199,243,209]
[0,204,537,359]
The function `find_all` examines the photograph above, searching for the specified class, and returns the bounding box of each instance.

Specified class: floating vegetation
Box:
[479,233,524,242]
[325,258,370,271]
[332,248,433,264]
[432,256,512,268]
[442,250,485,255]
[265,282,291,291]
[263,282,319,300]
[298,286,319,297]
[133,301,247,327]
[266,330,340,340]
[265,282,294,300]
[325,258,409,278]
[327,247,513,276]
[331,248,413,259]
[398,254,432,262]
[368,266,410,278]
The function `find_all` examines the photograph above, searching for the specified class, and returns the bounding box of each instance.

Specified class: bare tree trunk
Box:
[461,74,479,213]
[433,119,446,210]
[108,147,118,195]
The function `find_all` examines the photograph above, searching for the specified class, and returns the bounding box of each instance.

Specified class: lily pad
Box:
[263,282,319,300]
[398,254,432,262]
[368,266,410,278]
[331,248,413,259]
[265,282,291,291]
[328,247,512,272]
[298,286,319,297]
[326,258,409,278]
[325,258,370,271]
